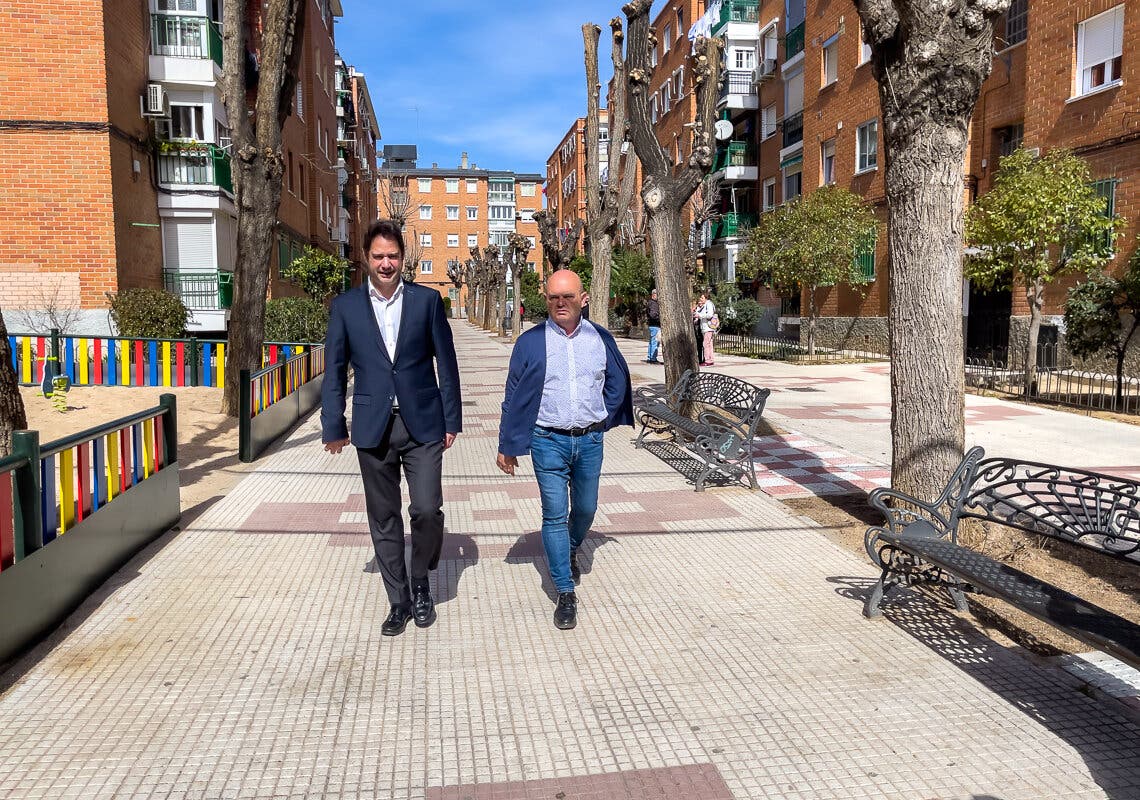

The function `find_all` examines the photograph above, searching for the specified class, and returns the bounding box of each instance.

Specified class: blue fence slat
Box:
[64,338,75,382]
[106,340,118,386]
[202,342,213,387]
[41,455,57,545]
[148,341,158,387]
[92,435,105,512]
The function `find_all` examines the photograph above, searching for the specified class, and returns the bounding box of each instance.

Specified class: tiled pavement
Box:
[2,322,1140,799]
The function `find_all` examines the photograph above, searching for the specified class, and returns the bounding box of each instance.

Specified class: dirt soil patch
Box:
[785,491,1140,658]
[21,385,254,526]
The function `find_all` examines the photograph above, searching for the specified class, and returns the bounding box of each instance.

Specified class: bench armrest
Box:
[868,487,954,534]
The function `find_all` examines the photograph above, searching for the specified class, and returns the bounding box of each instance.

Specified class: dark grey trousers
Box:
[356,413,444,609]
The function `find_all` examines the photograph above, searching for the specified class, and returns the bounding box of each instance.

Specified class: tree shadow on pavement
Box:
[828,575,1140,799]
[505,531,618,602]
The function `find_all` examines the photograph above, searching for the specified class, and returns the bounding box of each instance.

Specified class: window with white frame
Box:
[295,84,304,120]
[489,206,515,221]
[420,233,431,247]
[466,178,478,193]
[856,120,878,172]
[166,104,205,140]
[466,206,478,220]
[821,139,836,185]
[1004,0,1027,47]
[447,233,459,247]
[761,104,777,140]
[445,178,459,193]
[526,236,536,249]
[663,23,673,52]
[446,205,459,220]
[733,47,756,70]
[1076,5,1124,96]
[822,34,838,86]
[783,161,803,201]
[467,234,478,247]
[858,22,872,65]
[763,177,777,210]
[520,182,536,196]
[158,0,198,10]
[519,208,535,222]
[762,25,779,61]
[661,84,672,114]
[418,178,432,192]
[420,260,432,274]
[650,95,659,123]
[419,205,432,220]
[673,67,684,100]
[651,43,659,68]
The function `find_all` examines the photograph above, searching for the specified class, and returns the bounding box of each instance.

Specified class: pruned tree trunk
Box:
[624,0,721,390]
[534,211,584,281]
[807,287,818,358]
[506,232,531,338]
[0,305,28,458]
[858,0,1007,498]
[220,0,306,415]
[583,19,639,329]
[1023,276,1044,396]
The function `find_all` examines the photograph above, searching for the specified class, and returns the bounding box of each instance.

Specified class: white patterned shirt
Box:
[536,317,608,429]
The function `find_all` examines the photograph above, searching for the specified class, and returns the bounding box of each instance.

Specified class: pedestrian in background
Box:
[644,288,661,364]
[694,291,717,366]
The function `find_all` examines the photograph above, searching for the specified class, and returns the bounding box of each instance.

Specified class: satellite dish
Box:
[713,120,733,141]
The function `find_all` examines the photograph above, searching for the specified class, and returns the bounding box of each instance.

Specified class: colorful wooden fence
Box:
[0,396,181,663]
[9,330,322,389]
[239,346,326,462]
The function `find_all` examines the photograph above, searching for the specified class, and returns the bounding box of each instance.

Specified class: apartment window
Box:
[490,206,515,221]
[763,177,777,210]
[650,96,659,124]
[287,151,295,192]
[822,34,838,86]
[854,229,877,280]
[761,104,777,140]
[520,182,536,197]
[298,163,306,200]
[1076,6,1124,96]
[167,105,205,140]
[445,178,459,193]
[663,23,673,52]
[820,139,836,185]
[519,208,535,222]
[783,163,803,201]
[527,236,536,249]
[318,188,325,222]
[466,179,478,193]
[733,47,756,70]
[467,234,479,247]
[676,7,684,31]
[762,25,779,61]
[295,84,304,120]
[418,178,432,192]
[651,43,659,68]
[466,206,478,220]
[997,123,1024,158]
[528,261,537,273]
[858,23,872,65]
[856,120,878,173]
[1092,178,1119,253]
[420,260,432,274]
[673,68,684,100]
[419,205,432,220]
[447,233,459,247]
[446,205,459,220]
[158,0,198,10]
[420,233,431,247]
[1004,0,1028,47]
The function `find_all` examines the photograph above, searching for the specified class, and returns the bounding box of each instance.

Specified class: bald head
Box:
[546,269,583,296]
[545,269,587,333]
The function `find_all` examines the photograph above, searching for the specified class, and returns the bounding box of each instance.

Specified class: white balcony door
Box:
[163,217,215,271]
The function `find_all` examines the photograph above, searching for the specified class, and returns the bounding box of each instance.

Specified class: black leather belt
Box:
[538,421,605,437]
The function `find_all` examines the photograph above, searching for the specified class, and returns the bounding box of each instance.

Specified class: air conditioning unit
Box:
[752,59,778,84]
[142,83,168,117]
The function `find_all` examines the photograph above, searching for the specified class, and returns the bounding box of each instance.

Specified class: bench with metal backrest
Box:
[633,369,771,492]
[863,446,1140,670]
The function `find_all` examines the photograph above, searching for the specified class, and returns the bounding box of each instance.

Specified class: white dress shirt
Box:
[536,317,608,429]
[369,281,404,364]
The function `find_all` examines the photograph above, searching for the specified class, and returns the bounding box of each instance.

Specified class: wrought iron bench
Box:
[864,446,1140,670]
[633,369,770,492]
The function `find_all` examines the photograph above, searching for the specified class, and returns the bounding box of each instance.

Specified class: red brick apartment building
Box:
[0,0,375,336]
[377,150,545,315]
[550,0,1138,354]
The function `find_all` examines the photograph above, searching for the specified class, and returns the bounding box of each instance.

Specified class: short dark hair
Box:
[364,219,405,259]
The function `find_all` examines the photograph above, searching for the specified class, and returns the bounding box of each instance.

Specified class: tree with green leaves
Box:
[1063,238,1140,407]
[966,147,1119,395]
[611,247,654,327]
[281,246,350,302]
[738,186,878,357]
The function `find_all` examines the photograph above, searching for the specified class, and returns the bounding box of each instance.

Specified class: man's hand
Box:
[444,433,457,450]
[496,453,518,476]
[324,438,350,454]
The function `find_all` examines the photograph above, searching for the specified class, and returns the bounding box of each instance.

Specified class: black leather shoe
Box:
[412,586,436,628]
[570,550,581,585]
[381,605,412,636]
[554,592,578,630]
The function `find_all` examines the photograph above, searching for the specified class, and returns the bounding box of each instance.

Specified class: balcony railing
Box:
[713,0,760,34]
[719,69,757,100]
[782,110,804,149]
[150,14,223,68]
[163,270,233,311]
[488,191,515,204]
[714,212,758,240]
[157,145,233,193]
[714,141,753,171]
[785,22,805,59]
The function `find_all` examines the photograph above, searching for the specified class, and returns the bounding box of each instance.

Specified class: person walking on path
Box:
[694,291,717,366]
[321,219,462,637]
[495,269,633,630]
[644,288,661,364]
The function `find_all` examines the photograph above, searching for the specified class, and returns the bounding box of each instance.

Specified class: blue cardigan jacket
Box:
[498,321,634,457]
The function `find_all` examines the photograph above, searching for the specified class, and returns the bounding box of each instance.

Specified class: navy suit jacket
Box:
[321,281,462,448]
[498,321,634,457]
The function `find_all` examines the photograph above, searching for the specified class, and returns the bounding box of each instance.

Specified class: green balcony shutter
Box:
[854,229,877,281]
[1091,178,1118,253]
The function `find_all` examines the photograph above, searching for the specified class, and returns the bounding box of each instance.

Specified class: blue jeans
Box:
[647,326,660,361]
[530,426,604,593]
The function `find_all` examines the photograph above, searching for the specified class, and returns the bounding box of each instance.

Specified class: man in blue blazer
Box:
[322,219,462,637]
[496,269,633,630]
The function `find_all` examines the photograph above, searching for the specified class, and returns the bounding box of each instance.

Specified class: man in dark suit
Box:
[322,219,462,637]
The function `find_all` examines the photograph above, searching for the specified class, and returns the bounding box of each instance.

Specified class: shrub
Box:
[442,296,453,317]
[264,297,328,343]
[720,298,764,335]
[107,288,190,338]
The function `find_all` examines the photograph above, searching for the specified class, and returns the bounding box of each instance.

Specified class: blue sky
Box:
[335,2,670,178]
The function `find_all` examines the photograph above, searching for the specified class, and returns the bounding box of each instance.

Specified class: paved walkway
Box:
[2,322,1140,799]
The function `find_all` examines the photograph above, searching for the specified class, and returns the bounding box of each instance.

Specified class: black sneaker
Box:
[554,592,578,630]
[570,549,581,585]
